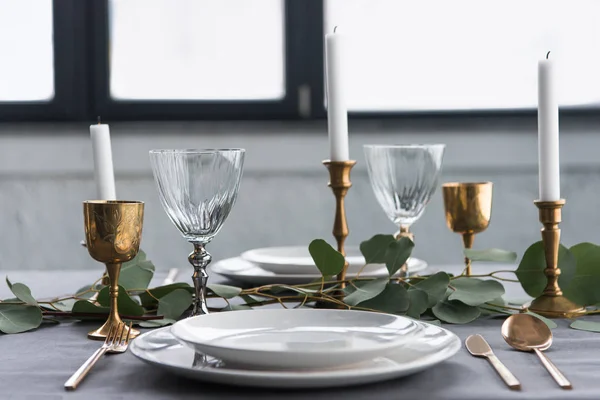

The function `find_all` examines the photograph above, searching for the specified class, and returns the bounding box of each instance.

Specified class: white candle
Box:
[325,29,350,161]
[90,121,117,200]
[537,53,560,201]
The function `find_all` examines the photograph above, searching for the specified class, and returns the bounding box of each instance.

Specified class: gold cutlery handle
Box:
[64,347,109,390]
[534,348,572,389]
[486,354,521,390]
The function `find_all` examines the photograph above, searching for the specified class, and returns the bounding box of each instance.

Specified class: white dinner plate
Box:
[131,320,460,389]
[240,245,426,275]
[211,257,427,286]
[170,309,423,370]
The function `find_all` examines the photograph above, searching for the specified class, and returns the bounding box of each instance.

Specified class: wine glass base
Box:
[87,317,141,340]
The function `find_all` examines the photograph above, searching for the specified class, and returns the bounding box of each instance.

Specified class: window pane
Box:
[325,0,600,111]
[0,0,54,102]
[109,0,285,100]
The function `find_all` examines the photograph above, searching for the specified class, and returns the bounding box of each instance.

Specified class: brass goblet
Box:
[83,200,144,340]
[442,182,493,276]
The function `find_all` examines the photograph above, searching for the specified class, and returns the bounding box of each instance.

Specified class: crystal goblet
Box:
[149,149,245,316]
[83,200,144,340]
[442,182,493,276]
[364,144,445,245]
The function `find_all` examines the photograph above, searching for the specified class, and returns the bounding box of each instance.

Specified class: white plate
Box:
[171,309,423,370]
[240,245,426,275]
[211,257,427,286]
[131,321,460,389]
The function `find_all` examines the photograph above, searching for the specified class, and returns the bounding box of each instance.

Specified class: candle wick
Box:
[97,116,101,125]
[546,51,551,59]
[334,26,338,33]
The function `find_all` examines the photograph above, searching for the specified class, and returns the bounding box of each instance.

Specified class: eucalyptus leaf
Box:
[240,294,265,305]
[157,289,193,320]
[52,298,77,312]
[0,304,43,334]
[222,304,253,311]
[119,257,155,290]
[463,248,518,263]
[72,300,110,316]
[412,272,450,307]
[139,283,193,308]
[563,242,600,306]
[569,319,600,333]
[448,278,505,306]
[525,311,557,329]
[344,278,387,306]
[359,234,395,264]
[5,277,37,306]
[425,319,441,326]
[139,318,176,328]
[432,299,481,324]
[97,286,145,316]
[308,239,345,276]
[384,237,414,276]
[207,283,242,299]
[516,241,575,298]
[358,284,409,314]
[406,288,429,318]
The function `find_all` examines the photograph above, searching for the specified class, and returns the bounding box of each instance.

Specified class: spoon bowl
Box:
[501,313,552,351]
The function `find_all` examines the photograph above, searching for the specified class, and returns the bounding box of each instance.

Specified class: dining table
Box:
[1,264,599,400]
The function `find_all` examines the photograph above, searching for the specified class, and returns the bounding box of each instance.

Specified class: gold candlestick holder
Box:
[528,199,585,318]
[323,160,356,289]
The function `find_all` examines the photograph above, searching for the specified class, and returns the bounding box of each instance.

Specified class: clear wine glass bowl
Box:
[364,144,445,238]
[149,149,245,316]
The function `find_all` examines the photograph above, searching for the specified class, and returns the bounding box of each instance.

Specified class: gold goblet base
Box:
[527,295,586,318]
[87,313,140,340]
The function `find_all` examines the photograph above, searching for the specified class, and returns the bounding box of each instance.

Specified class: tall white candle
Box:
[90,121,117,200]
[325,29,350,161]
[537,53,560,201]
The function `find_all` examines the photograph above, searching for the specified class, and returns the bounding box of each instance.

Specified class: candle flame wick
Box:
[97,116,101,125]
[546,51,551,59]
[334,26,338,33]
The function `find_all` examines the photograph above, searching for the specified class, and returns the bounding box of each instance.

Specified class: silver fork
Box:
[64,322,133,390]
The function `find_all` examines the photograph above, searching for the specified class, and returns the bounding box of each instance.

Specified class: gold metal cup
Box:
[528,200,585,318]
[442,182,493,276]
[83,200,144,340]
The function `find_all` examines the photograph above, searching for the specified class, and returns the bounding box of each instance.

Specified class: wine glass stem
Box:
[105,262,123,324]
[189,242,211,316]
[462,232,474,276]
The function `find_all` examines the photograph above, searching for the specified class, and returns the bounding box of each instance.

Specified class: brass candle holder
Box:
[528,199,585,318]
[323,160,356,289]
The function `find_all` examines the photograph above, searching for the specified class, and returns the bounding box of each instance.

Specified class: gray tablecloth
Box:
[1,267,599,400]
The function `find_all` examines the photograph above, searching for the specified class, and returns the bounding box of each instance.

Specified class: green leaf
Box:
[406,288,429,318]
[359,234,395,264]
[52,298,77,312]
[75,284,99,299]
[358,284,409,314]
[139,283,193,308]
[384,237,414,276]
[240,294,265,305]
[97,286,145,316]
[157,289,193,320]
[5,277,37,306]
[344,278,387,306]
[72,300,110,316]
[432,299,481,324]
[207,283,242,299]
[563,242,600,306]
[308,239,345,276]
[570,319,600,333]
[0,304,43,334]
[448,278,505,306]
[516,241,575,298]
[463,248,517,263]
[119,256,155,290]
[222,304,253,311]
[139,318,176,328]
[525,311,557,329]
[412,272,451,307]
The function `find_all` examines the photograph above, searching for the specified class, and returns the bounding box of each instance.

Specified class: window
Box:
[0,0,599,121]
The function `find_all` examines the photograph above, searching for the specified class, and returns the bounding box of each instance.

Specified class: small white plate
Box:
[240,245,425,275]
[170,309,423,370]
[211,257,427,286]
[131,321,460,389]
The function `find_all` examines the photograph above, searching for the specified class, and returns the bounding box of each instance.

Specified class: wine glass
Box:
[149,149,245,316]
[442,182,493,276]
[364,144,445,245]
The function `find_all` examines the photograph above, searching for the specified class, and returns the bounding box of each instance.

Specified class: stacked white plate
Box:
[211,245,428,285]
[130,309,460,389]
